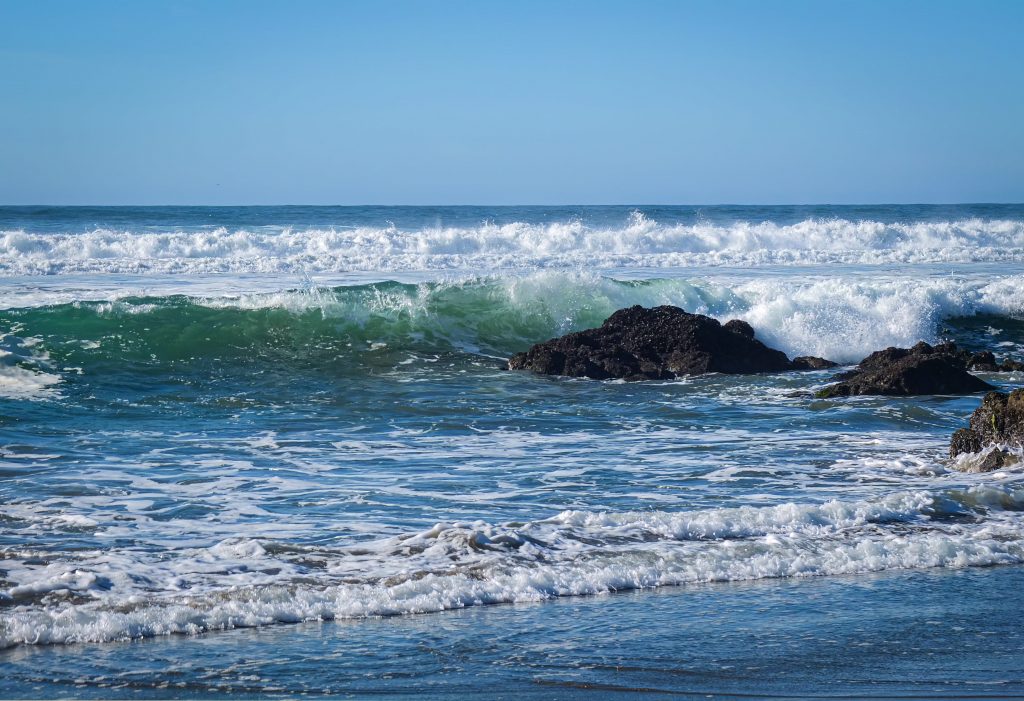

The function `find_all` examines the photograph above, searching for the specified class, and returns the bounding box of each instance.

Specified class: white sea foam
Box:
[0,334,62,400]
[2,485,1023,647]
[0,363,62,400]
[3,215,1024,275]
[951,445,1024,474]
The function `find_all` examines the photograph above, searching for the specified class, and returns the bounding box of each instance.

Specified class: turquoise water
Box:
[2,205,1024,697]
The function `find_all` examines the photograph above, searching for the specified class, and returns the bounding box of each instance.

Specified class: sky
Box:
[1,0,1022,205]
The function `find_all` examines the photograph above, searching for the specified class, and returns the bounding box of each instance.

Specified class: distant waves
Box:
[3,213,1024,274]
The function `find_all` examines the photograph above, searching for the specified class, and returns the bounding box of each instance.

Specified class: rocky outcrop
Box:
[815,341,994,398]
[949,389,1024,460]
[948,389,1024,472]
[792,356,839,370]
[949,428,983,456]
[964,350,1024,372]
[508,305,835,381]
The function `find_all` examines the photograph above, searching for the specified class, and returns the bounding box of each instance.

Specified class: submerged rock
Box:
[949,389,1024,464]
[815,341,994,398]
[967,350,1024,372]
[507,305,834,381]
[967,351,998,371]
[792,356,839,370]
[975,448,1020,473]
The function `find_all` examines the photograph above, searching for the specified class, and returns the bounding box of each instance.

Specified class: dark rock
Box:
[961,349,1024,372]
[508,305,833,381]
[949,389,1024,472]
[792,356,838,370]
[816,341,994,398]
[950,438,1020,473]
[949,428,982,457]
[968,351,999,372]
[976,448,1019,473]
[949,389,1024,458]
[723,319,755,339]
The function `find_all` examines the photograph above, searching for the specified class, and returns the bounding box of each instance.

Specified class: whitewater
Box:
[3,204,1024,698]
[3,210,1024,275]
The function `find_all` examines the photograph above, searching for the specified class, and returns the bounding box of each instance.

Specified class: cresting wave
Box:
[3,214,1024,273]
[2,484,1023,647]
[1,273,1023,396]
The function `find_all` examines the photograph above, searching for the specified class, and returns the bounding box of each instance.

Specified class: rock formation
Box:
[949,389,1024,456]
[508,305,834,381]
[815,342,994,398]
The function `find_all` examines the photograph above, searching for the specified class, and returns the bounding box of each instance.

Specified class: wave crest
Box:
[3,215,1024,274]
[2,272,1023,368]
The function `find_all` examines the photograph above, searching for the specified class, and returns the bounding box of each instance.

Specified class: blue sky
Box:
[1,0,1022,204]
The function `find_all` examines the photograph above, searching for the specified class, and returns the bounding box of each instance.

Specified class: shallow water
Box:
[2,205,1024,696]
[4,567,1023,699]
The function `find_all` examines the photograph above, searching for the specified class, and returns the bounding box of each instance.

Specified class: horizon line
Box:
[2,201,1023,208]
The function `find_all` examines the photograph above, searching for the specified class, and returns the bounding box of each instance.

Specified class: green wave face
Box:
[0,277,703,374]
[2,273,1022,391]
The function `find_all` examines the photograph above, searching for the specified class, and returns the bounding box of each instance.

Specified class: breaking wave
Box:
[3,485,1023,647]
[1,272,1023,378]
[3,214,1024,274]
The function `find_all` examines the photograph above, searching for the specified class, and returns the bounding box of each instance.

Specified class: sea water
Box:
[2,205,1024,698]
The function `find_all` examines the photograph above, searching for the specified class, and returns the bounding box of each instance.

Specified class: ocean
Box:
[2,204,1024,698]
